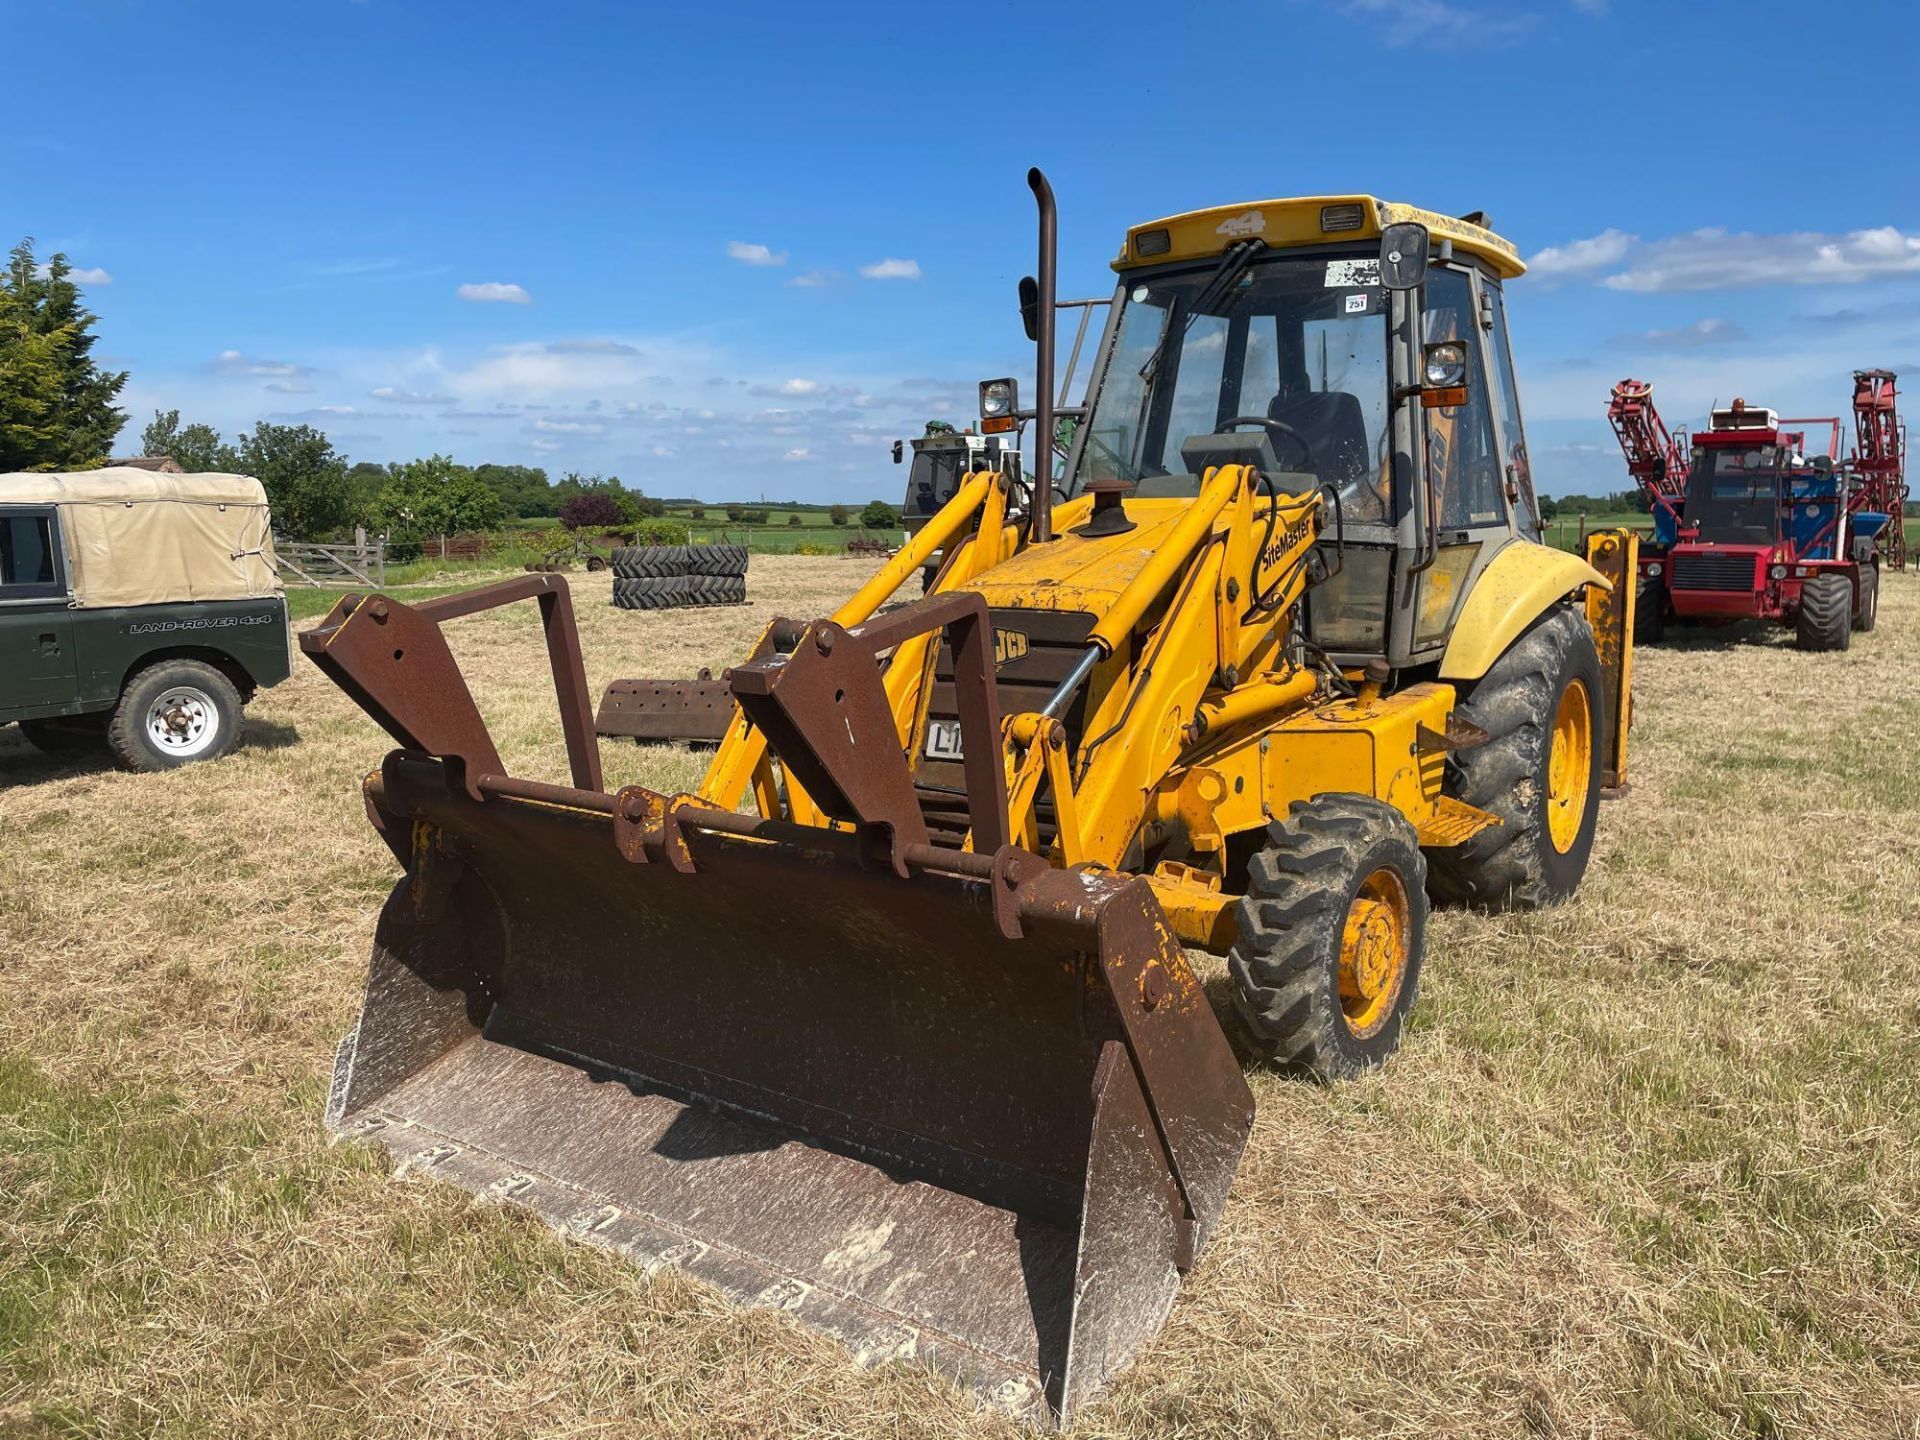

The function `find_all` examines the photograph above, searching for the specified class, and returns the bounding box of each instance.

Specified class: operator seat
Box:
[1267,385,1370,492]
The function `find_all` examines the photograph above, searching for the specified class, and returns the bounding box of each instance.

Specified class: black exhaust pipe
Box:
[1028,167,1057,544]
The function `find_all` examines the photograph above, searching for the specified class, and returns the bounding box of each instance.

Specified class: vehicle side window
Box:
[1423,270,1504,530]
[1480,280,1538,536]
[0,511,61,591]
[1164,313,1228,452]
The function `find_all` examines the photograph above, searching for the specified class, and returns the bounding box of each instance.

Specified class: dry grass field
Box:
[3,556,1916,1439]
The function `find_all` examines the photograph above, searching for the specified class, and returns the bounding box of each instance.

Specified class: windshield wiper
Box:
[1137,239,1266,384]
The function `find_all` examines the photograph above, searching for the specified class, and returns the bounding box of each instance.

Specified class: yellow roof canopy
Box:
[1115,196,1524,279]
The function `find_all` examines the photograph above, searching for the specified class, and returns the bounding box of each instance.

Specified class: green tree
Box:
[0,239,128,470]
[828,504,849,526]
[860,499,897,529]
[236,422,356,540]
[374,454,506,543]
[140,409,238,472]
[724,503,745,523]
[473,462,556,518]
[786,513,802,527]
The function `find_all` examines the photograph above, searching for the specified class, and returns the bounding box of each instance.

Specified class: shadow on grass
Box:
[0,717,304,780]
[1641,619,1793,654]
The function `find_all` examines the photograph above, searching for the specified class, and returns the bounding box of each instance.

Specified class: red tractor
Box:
[1607,373,1905,650]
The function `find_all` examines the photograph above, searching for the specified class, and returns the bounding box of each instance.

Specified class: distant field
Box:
[3,558,1916,1438]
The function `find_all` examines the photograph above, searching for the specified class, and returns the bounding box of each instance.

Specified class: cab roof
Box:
[1115,196,1525,280]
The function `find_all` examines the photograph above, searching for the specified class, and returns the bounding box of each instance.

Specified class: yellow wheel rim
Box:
[1338,868,1411,1040]
[1546,677,1593,855]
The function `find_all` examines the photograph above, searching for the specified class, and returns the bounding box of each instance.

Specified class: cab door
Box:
[1406,267,1514,658]
[0,506,77,715]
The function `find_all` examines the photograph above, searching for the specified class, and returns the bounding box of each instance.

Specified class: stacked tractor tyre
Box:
[610,543,749,610]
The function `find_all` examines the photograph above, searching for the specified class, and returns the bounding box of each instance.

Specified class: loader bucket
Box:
[304,580,1254,1425]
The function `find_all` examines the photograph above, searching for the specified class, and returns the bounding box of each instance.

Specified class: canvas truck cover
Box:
[0,468,280,609]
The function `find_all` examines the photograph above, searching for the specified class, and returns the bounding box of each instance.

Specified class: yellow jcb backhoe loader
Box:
[302,170,1636,1426]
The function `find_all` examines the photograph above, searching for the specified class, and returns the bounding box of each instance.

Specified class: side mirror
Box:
[1379,222,1430,291]
[1018,276,1040,342]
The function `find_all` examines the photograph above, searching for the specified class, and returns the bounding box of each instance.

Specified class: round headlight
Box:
[1646,561,1663,577]
[980,382,1013,418]
[1423,341,1468,388]
[1769,564,1787,580]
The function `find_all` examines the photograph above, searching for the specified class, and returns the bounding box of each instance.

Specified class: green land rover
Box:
[1,467,291,771]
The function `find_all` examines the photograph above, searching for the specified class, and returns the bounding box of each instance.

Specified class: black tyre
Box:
[684,574,748,606]
[611,576,690,610]
[106,660,244,772]
[612,546,690,580]
[1227,793,1429,1080]
[1795,573,1851,651]
[1634,577,1667,644]
[689,543,749,577]
[1426,606,1604,911]
[1853,564,1878,632]
[17,715,107,756]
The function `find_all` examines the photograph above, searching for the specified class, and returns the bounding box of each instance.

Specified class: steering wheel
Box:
[1218,415,1314,473]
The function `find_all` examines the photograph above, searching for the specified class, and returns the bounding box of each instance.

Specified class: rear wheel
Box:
[1853,564,1879,632]
[1426,606,1604,911]
[107,660,244,771]
[1795,573,1851,651]
[1227,793,1428,1080]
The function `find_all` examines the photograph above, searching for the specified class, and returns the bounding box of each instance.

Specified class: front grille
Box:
[912,607,1096,847]
[1671,550,1760,591]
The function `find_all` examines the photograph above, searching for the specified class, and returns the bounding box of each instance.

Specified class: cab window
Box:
[1480,280,1537,536]
[1423,269,1504,530]
[0,511,62,593]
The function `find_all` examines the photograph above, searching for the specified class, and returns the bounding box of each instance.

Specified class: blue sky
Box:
[11,0,1919,501]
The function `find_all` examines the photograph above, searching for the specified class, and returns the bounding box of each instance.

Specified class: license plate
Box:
[923,719,965,761]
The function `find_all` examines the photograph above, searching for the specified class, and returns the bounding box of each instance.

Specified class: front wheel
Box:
[107,660,244,771]
[1795,573,1851,652]
[1426,605,1604,911]
[1227,793,1429,1080]
[1634,577,1667,644]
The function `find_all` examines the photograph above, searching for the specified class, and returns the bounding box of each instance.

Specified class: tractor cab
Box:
[1055,197,1550,671]
[1680,401,1801,546]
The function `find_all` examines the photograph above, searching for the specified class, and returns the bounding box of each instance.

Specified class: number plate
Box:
[923,719,965,762]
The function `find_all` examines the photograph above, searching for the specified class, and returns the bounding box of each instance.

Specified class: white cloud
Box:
[858,258,922,280]
[371,386,455,404]
[534,417,606,435]
[787,269,836,288]
[727,241,788,267]
[264,381,312,395]
[782,448,812,461]
[1629,318,1748,350]
[457,281,532,304]
[206,349,315,379]
[530,437,565,452]
[1526,228,1635,279]
[33,262,112,285]
[546,338,638,355]
[1336,0,1534,47]
[1602,226,1920,293]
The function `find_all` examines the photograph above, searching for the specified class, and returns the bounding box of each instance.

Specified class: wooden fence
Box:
[272,534,387,588]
